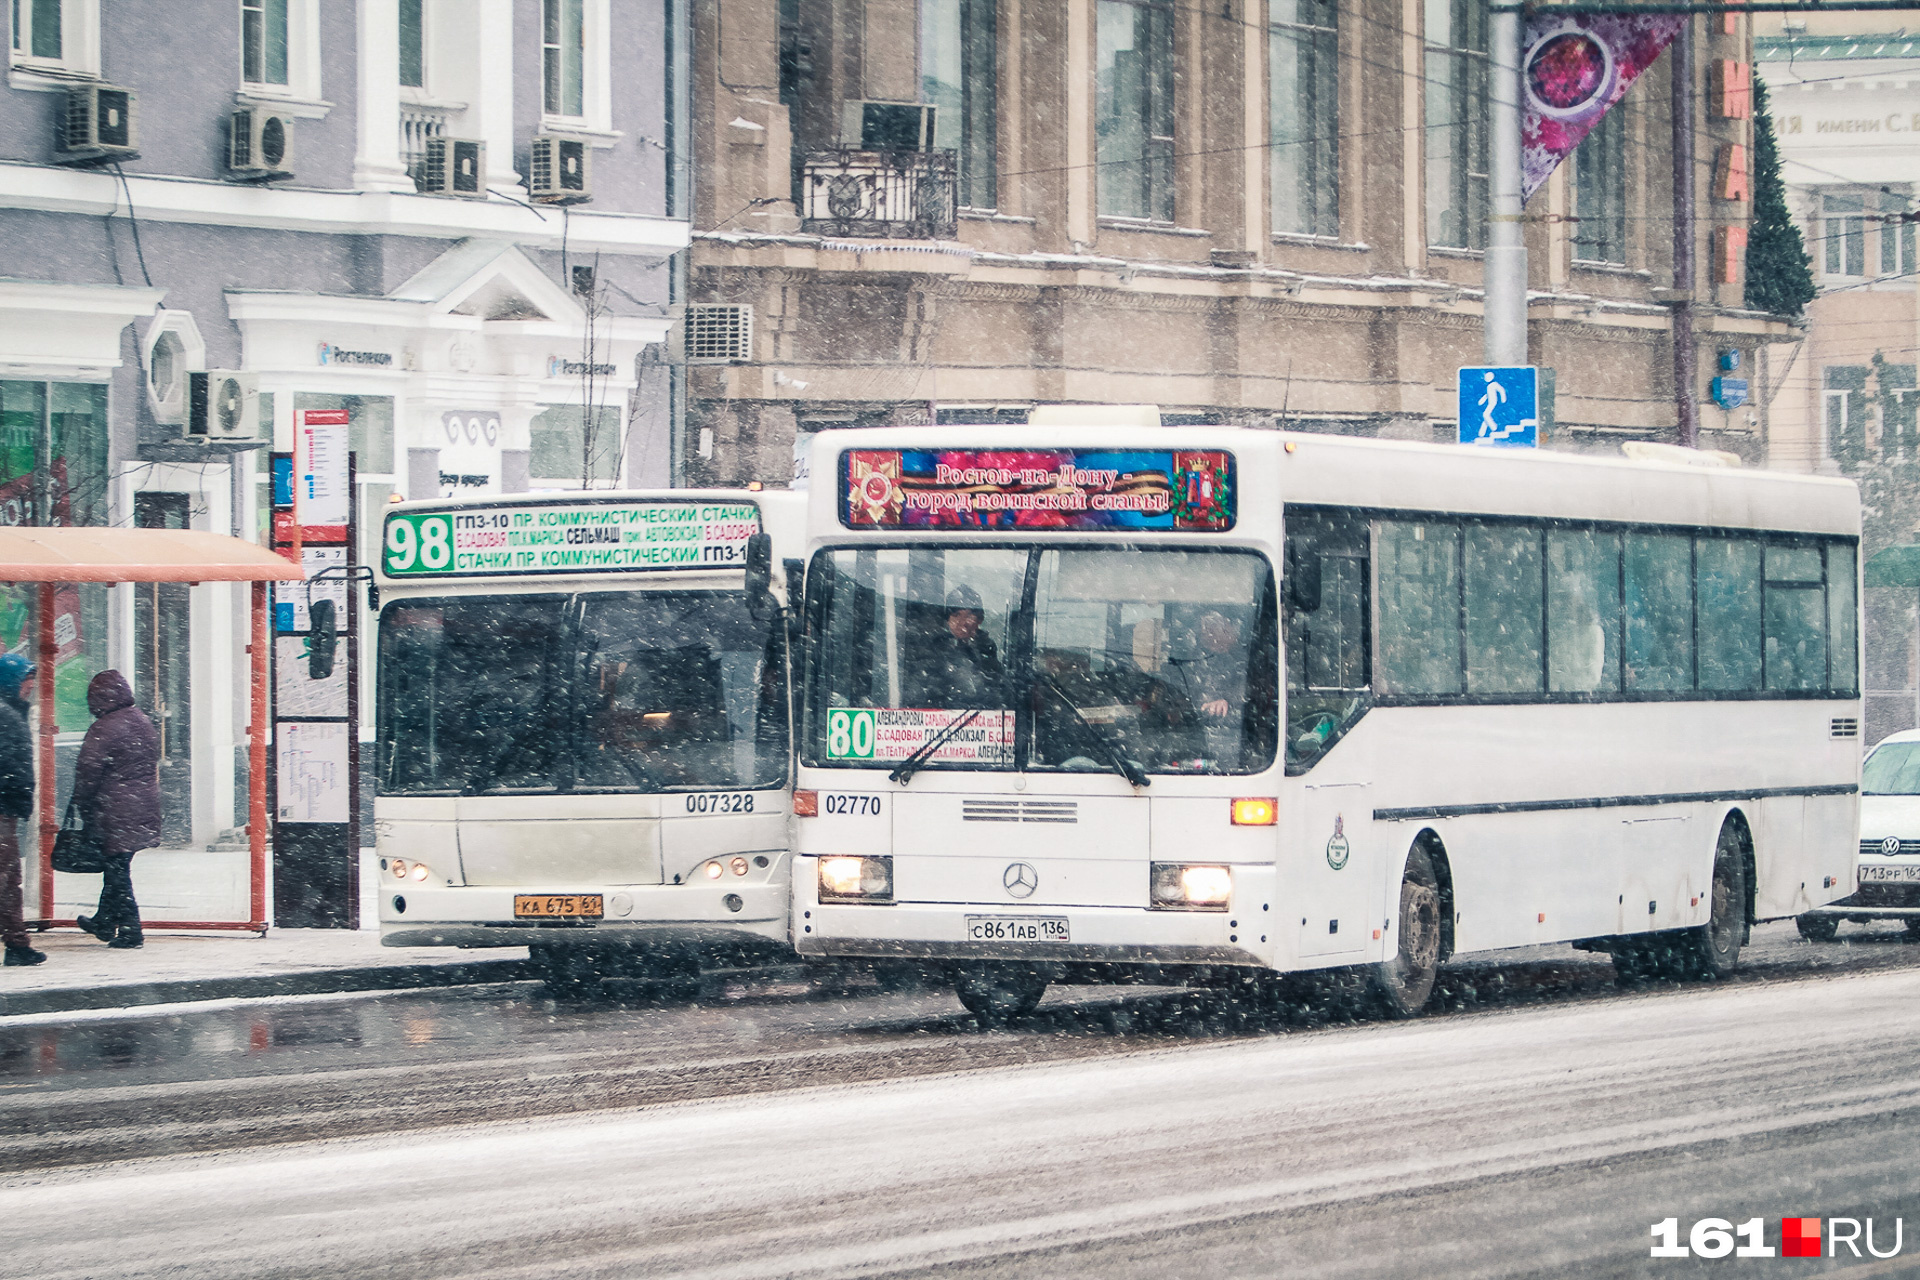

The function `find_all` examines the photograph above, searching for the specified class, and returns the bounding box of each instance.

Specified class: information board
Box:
[840,448,1235,531]
[381,501,763,577]
[824,707,1015,765]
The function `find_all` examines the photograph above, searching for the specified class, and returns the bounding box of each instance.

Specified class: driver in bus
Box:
[1178,610,1249,760]
[907,585,1006,707]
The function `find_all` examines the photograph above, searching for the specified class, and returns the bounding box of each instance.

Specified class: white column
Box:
[1484,8,1527,367]
[473,0,522,188]
[356,0,412,191]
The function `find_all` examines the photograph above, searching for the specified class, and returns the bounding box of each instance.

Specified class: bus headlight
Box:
[819,855,892,903]
[1151,863,1232,910]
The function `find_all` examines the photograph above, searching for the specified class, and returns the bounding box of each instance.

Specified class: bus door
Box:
[1284,510,1372,959]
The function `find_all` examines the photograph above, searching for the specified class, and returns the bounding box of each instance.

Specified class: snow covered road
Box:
[7,961,1920,1278]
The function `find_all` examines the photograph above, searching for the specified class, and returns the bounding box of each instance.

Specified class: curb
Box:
[0,958,534,1019]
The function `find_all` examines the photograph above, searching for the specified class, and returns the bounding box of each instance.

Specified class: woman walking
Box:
[72,671,159,950]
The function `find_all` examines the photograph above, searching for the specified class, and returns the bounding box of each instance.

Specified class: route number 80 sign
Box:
[826,709,877,760]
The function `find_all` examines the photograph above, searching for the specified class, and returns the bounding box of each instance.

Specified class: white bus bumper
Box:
[378,881,789,950]
[794,858,1278,968]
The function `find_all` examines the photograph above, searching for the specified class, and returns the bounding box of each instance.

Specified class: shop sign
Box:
[548,357,617,377]
[317,343,393,367]
[381,500,762,577]
[840,448,1236,531]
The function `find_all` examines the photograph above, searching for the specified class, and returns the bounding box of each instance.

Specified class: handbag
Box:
[51,801,107,875]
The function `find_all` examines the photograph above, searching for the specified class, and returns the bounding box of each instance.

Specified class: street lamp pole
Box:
[1485,7,1528,368]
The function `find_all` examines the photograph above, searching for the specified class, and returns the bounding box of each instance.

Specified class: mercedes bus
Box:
[790,414,1861,1019]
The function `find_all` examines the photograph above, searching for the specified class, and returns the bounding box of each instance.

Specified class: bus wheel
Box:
[953,964,1047,1025]
[1797,913,1840,943]
[1675,825,1747,980]
[1368,844,1442,1018]
[532,945,606,1000]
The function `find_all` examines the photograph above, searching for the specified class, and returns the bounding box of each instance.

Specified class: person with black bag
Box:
[0,653,44,966]
[72,671,159,950]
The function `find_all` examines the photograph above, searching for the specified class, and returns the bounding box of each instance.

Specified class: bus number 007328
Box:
[685,793,755,814]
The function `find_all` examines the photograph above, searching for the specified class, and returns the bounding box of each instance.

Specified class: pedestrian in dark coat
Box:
[0,653,43,966]
[72,670,159,949]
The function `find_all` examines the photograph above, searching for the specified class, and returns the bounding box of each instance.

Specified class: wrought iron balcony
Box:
[800,148,957,241]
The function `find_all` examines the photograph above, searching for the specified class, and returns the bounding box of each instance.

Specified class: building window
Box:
[1883,365,1918,458]
[543,0,584,117]
[1824,193,1866,278]
[241,0,289,86]
[1096,0,1175,222]
[12,0,61,59]
[1425,0,1488,250]
[1270,0,1338,239]
[531,405,621,487]
[922,0,996,210]
[10,0,98,75]
[1825,366,1868,464]
[399,0,424,88]
[1881,191,1915,277]
[1573,99,1628,264]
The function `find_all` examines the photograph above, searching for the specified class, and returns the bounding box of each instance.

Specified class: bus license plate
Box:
[966,915,1069,943]
[1859,865,1920,883]
[514,894,604,919]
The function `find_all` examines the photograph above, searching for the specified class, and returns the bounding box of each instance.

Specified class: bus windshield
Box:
[809,546,1277,775]
[1864,742,1920,796]
[378,590,787,795]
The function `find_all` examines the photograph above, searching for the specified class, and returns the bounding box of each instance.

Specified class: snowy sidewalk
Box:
[0,929,530,1018]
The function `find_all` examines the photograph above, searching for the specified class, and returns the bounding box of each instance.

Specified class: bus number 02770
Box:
[822,794,883,816]
[685,793,755,814]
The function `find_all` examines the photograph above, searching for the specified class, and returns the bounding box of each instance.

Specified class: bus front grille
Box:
[962,799,1078,824]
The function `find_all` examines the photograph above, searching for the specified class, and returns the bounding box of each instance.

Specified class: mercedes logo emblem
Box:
[1003,862,1038,899]
[1885,836,1903,857]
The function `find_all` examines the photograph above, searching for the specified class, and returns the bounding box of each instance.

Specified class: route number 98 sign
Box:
[382,501,761,578]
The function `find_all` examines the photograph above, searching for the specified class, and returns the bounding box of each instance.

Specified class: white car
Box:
[1799,728,1920,941]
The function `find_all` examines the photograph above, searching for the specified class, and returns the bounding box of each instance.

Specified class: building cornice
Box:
[0,163,689,256]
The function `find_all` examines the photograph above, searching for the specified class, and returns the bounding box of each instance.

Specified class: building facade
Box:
[0,0,688,915]
[1756,21,1920,741]
[684,1,1779,487]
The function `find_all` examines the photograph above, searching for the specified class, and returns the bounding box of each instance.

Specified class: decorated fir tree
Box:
[1744,78,1817,318]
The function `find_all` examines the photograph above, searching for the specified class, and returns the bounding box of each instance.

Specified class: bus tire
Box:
[953,964,1047,1025]
[1368,843,1443,1018]
[532,944,607,1000]
[1797,913,1840,943]
[1675,824,1747,980]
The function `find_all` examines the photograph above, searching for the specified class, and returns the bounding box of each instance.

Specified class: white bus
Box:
[791,419,1861,1019]
[372,489,804,995]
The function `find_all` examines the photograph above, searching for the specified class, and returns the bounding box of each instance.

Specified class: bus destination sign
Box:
[841,448,1235,531]
[381,501,762,577]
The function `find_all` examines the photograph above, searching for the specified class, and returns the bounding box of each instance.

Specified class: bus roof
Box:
[806,426,1859,542]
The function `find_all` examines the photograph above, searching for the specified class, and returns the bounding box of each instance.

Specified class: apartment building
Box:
[0,1,687,904]
[683,1,1778,486]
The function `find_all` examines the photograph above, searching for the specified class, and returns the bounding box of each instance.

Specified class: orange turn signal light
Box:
[1230,798,1277,826]
[793,789,818,817]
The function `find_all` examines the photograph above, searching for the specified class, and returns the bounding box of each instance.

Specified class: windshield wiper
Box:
[1035,671,1149,788]
[889,708,983,785]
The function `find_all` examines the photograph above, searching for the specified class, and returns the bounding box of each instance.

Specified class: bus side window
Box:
[1285,508,1369,769]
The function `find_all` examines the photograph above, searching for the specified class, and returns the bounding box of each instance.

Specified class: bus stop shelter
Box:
[0,526,304,933]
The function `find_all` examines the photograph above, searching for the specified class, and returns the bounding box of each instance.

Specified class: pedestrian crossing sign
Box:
[1457,366,1539,448]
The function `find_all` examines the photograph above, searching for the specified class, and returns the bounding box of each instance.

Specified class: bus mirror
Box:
[1286,544,1322,613]
[783,557,805,601]
[744,533,774,612]
[308,598,338,680]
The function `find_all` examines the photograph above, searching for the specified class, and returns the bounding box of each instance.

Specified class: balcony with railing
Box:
[799,149,957,240]
[399,102,458,189]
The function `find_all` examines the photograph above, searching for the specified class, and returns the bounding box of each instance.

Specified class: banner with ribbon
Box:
[1522,13,1686,201]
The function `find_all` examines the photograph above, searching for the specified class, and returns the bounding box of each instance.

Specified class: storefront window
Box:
[0,380,111,727]
[531,404,622,486]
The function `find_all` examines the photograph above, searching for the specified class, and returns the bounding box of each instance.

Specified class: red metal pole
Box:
[250,579,270,931]
[35,581,56,922]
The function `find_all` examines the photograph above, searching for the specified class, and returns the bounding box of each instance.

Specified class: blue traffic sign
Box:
[1458,366,1539,448]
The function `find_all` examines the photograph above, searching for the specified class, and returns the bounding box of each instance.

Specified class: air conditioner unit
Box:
[229,108,294,179]
[185,371,263,442]
[421,137,486,197]
[528,135,591,204]
[56,84,139,165]
[839,100,937,151]
[684,304,754,363]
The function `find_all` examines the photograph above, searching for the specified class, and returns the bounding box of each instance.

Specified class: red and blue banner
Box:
[1522,13,1684,202]
[840,448,1235,531]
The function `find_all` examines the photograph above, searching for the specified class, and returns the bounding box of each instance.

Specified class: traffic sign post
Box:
[1458,366,1540,448]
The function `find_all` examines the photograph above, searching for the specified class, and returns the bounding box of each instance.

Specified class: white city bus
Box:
[791,418,1861,1019]
[372,489,803,994]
